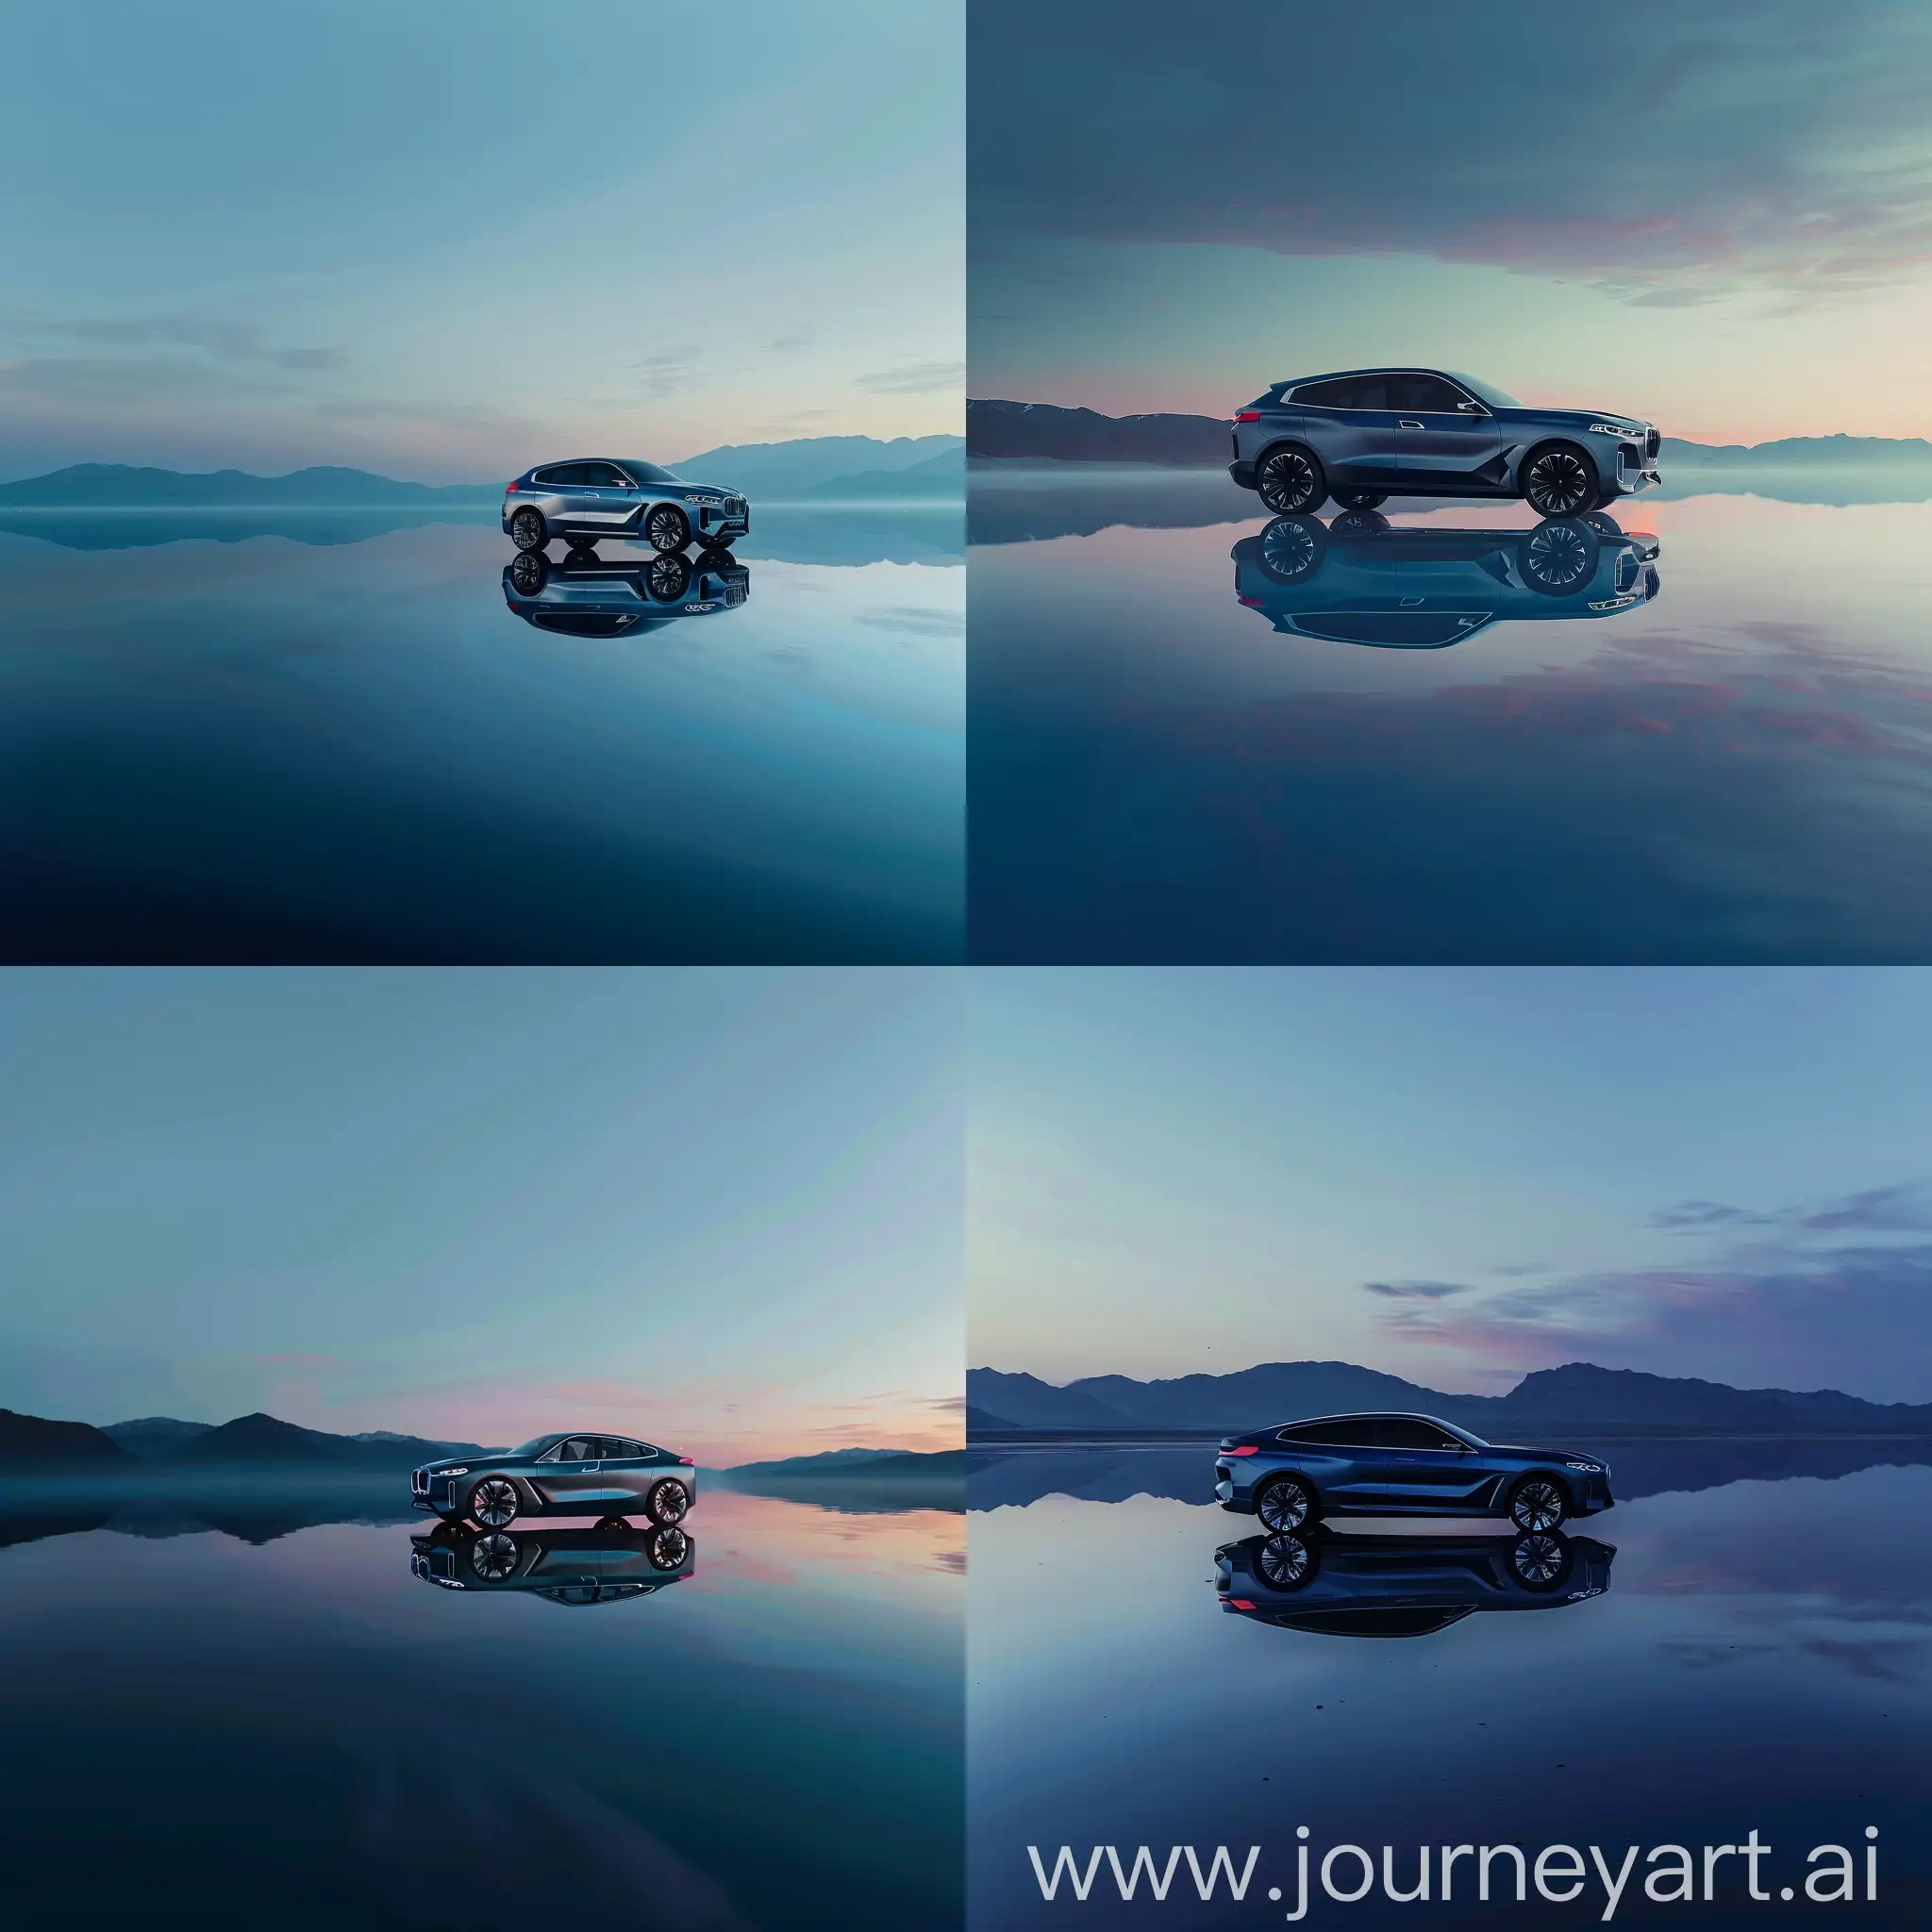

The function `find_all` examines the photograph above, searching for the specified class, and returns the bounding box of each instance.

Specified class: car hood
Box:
[418,1456,486,1474]
[1507,407,1644,433]
[674,477,738,498]
[1484,1442,1595,1463]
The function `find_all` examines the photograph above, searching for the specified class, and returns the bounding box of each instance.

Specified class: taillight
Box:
[1235,410,1261,423]
[1224,1444,1259,1456]
[506,479,519,492]
[1225,1598,1257,1611]
[675,1456,694,1466]
[1238,596,1263,608]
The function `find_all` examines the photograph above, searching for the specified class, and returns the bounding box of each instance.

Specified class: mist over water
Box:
[0,1481,962,1930]
[969,483,1932,961]
[0,514,962,961]
[969,1452,1932,1927]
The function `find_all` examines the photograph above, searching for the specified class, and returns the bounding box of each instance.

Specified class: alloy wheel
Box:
[510,508,545,551]
[1257,449,1320,515]
[648,1479,691,1525]
[471,1531,520,1581]
[470,1475,520,1528]
[646,507,690,553]
[1257,1475,1311,1532]
[1510,1532,1567,1587]
[1259,516,1323,582]
[650,1526,691,1571]
[1510,1479,1565,1533]
[1524,448,1593,517]
[1523,520,1594,591]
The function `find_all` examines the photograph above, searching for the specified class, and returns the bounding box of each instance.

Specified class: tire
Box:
[508,550,548,595]
[1333,490,1388,511]
[1256,444,1327,516]
[1255,1473,1315,1533]
[467,1474,521,1529]
[645,551,692,603]
[1257,514,1328,584]
[649,1525,691,1571]
[645,1478,691,1526]
[1256,1531,1317,1591]
[644,503,691,554]
[1516,519,1600,596]
[594,1515,631,1532]
[1507,1475,1569,1534]
[509,506,548,553]
[471,1531,520,1581]
[1328,508,1391,536]
[1521,442,1599,519]
[1508,1531,1573,1593]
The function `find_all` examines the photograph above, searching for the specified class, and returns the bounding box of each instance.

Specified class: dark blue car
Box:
[409,1520,695,1607]
[1232,510,1660,649]
[1215,1412,1614,1533]
[1215,1528,1614,1640]
[503,547,748,637]
[1229,368,1660,518]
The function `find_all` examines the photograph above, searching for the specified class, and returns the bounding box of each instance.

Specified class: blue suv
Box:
[504,458,749,555]
[1215,1411,1615,1533]
[1229,369,1659,518]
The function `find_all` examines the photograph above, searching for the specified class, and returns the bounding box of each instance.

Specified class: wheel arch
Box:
[1255,1463,1322,1516]
[1514,436,1602,500]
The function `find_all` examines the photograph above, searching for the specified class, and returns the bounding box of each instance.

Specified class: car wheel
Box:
[1255,1473,1314,1533]
[1328,508,1391,536]
[467,1475,521,1529]
[645,504,691,553]
[645,551,692,602]
[1256,445,1327,516]
[1517,519,1600,596]
[594,1515,631,1531]
[509,506,548,552]
[1582,509,1624,537]
[508,550,548,595]
[1333,490,1388,511]
[1507,1475,1568,1533]
[1522,442,1599,518]
[1257,515,1328,583]
[1256,1531,1317,1591]
[649,1525,691,1571]
[645,1478,691,1526]
[1508,1531,1574,1592]
[471,1531,520,1581]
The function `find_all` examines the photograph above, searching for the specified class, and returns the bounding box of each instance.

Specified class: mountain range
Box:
[966,399,1932,475]
[0,435,964,509]
[0,1408,487,1473]
[969,1361,1932,1439]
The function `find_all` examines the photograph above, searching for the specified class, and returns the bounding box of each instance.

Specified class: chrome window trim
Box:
[1283,369,1487,414]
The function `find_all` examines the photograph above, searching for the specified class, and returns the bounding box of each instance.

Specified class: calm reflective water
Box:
[0,510,962,960]
[970,475,1932,961]
[969,1446,1932,1927]
[0,1481,962,1929]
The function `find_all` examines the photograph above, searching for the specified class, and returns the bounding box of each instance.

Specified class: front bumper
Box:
[1607,436,1661,497]
[686,498,749,546]
[411,1469,462,1515]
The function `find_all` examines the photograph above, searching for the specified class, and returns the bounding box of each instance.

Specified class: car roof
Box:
[1276,1410,1471,1431]
[1273,366,1457,390]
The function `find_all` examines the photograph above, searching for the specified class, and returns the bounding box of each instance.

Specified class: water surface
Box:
[1,511,961,960]
[970,1445,1931,1926]
[970,476,1932,960]
[0,1479,962,1929]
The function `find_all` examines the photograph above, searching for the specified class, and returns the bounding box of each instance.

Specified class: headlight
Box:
[1564,1460,1602,1472]
[686,494,723,508]
[441,1467,470,1477]
[1588,423,1638,440]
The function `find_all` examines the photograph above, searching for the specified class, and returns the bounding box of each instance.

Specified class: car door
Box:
[1295,375,1403,492]
[541,462,602,534]
[1377,1419,1488,1511]
[1281,1419,1390,1509]
[575,461,641,532]
[530,1436,606,1508]
[1388,374,1509,491]
[594,1437,655,1507]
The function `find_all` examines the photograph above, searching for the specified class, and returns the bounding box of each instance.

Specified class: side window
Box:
[1378,1419,1439,1450]
[1292,378,1346,408]
[1390,375,1467,413]
[559,1437,596,1461]
[534,1439,564,1463]
[530,466,564,488]
[1288,1419,1377,1446]
[1348,377,1389,410]
[587,462,629,488]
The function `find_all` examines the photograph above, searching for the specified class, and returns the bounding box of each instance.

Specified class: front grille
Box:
[411,1469,428,1496]
[1644,426,1659,460]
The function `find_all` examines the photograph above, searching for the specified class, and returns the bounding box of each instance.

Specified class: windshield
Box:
[622,460,680,485]
[1446,372,1521,409]
[508,1434,558,1458]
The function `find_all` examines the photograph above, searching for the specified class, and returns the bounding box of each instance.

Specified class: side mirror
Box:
[1457,400,1488,415]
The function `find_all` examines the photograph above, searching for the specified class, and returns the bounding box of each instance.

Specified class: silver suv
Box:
[503,457,749,555]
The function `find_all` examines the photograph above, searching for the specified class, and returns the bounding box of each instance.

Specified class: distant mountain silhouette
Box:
[0,1408,135,1471]
[670,434,963,497]
[721,1448,965,1513]
[969,1361,1932,1439]
[1,1407,483,1474]
[800,447,963,500]
[103,1417,215,1456]
[0,464,497,508]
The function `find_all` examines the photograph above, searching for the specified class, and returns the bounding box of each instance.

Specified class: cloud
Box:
[1648,1200,1779,1230]
[971,0,1932,305]
[1362,1279,1472,1300]
[1800,1182,1932,1230]
[6,315,343,374]
[626,345,702,401]
[855,358,966,395]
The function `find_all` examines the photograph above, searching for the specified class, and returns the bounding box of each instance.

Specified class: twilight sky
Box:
[0,0,961,483]
[972,970,1932,1404]
[969,0,1932,444]
[0,971,962,1460]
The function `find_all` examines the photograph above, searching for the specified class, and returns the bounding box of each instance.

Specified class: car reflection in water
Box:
[502,546,750,639]
[1215,1529,1613,1640]
[1231,510,1659,650]
[409,1520,696,1607]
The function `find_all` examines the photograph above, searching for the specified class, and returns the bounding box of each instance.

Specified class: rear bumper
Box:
[1228,461,1257,491]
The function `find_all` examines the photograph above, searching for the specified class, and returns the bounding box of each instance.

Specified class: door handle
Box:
[1398,420,1424,430]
